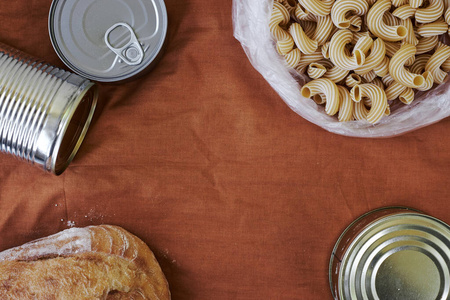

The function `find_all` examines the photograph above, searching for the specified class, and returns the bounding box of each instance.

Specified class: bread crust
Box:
[0,225,170,300]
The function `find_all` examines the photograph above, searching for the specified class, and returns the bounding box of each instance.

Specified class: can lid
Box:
[337,213,450,300]
[49,0,168,83]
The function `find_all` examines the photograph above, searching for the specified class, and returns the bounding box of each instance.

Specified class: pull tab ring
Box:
[104,22,144,66]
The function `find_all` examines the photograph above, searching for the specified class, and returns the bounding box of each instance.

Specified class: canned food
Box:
[48,0,168,83]
[330,207,450,300]
[0,43,97,175]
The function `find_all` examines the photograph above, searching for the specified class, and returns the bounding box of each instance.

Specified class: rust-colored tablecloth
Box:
[1,1,449,299]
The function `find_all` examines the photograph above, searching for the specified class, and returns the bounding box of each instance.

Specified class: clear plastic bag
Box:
[232,0,450,138]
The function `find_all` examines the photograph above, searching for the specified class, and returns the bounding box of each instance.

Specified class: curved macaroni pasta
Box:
[410,0,424,8]
[415,0,444,23]
[299,0,334,16]
[400,18,419,46]
[289,23,319,54]
[311,16,334,45]
[353,101,370,120]
[399,88,415,104]
[355,38,386,75]
[416,36,440,54]
[293,3,314,21]
[329,29,365,70]
[270,2,295,55]
[361,70,377,81]
[337,85,354,121]
[367,0,408,41]
[321,42,331,58]
[384,41,401,57]
[445,7,450,24]
[345,73,362,87]
[330,0,369,29]
[269,0,450,123]
[348,15,363,31]
[353,35,374,55]
[323,64,350,82]
[416,19,448,37]
[371,77,385,89]
[301,78,340,115]
[392,5,417,19]
[299,20,316,37]
[308,63,327,78]
[392,0,409,7]
[425,42,450,83]
[389,43,425,88]
[416,71,434,91]
[385,80,407,100]
[295,50,325,73]
[373,56,390,77]
[410,54,432,74]
[350,83,388,123]
[284,48,303,68]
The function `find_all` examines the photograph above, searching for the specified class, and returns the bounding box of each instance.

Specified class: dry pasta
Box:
[289,23,319,54]
[415,0,444,23]
[284,48,303,68]
[416,19,448,37]
[392,0,409,7]
[361,70,377,81]
[367,0,408,41]
[350,84,388,123]
[337,85,354,121]
[296,50,325,73]
[301,78,340,115]
[410,0,424,8]
[392,5,417,19]
[385,80,407,100]
[299,0,334,16]
[311,16,334,45]
[445,7,450,24]
[268,0,450,124]
[416,36,440,54]
[400,18,419,46]
[270,2,295,55]
[345,73,362,87]
[373,56,390,77]
[425,42,450,83]
[329,29,365,70]
[389,43,425,88]
[348,15,363,31]
[308,63,328,78]
[355,38,386,75]
[323,65,350,82]
[330,0,368,29]
[399,88,415,104]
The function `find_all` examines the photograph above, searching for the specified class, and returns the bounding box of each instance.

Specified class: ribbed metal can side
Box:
[0,42,97,174]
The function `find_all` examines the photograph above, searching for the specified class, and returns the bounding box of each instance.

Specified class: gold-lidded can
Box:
[330,207,450,300]
[0,43,97,175]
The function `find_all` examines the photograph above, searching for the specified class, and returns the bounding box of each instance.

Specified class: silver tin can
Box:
[0,43,97,175]
[330,207,450,300]
[48,0,168,83]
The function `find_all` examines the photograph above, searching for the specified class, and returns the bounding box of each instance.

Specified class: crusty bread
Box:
[0,225,170,299]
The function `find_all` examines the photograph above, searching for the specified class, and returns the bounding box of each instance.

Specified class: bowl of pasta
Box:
[232,0,450,137]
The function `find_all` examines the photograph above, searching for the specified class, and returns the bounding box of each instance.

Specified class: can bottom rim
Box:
[51,82,98,175]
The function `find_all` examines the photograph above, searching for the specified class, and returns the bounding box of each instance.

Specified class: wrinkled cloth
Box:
[0,1,449,299]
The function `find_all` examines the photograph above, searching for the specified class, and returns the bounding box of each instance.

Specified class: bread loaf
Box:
[0,225,170,299]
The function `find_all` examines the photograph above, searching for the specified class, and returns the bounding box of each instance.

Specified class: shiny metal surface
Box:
[48,0,168,82]
[0,43,97,175]
[330,207,450,300]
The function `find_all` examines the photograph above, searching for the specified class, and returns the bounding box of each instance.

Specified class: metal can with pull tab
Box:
[329,207,450,300]
[48,0,168,83]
